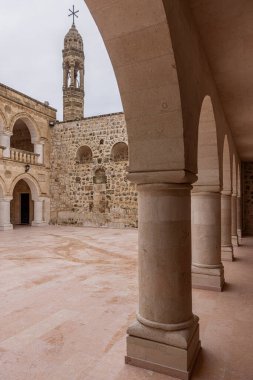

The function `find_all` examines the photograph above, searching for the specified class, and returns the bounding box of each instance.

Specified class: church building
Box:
[0,18,138,230]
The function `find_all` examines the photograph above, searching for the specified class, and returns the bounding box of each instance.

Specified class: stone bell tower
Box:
[63,9,84,121]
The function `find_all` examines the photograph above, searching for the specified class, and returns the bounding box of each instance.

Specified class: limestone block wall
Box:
[242,162,253,235]
[50,113,138,228]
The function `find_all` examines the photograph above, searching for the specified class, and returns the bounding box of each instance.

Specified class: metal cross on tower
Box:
[68,5,79,26]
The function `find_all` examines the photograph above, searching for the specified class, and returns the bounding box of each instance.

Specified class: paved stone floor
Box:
[0,226,252,380]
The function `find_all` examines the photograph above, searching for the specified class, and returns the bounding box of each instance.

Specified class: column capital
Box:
[221,190,232,196]
[192,185,220,194]
[137,183,192,193]
[0,130,13,137]
[127,170,197,185]
[0,196,13,202]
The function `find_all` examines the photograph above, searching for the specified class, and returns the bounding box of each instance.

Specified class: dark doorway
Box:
[20,193,30,224]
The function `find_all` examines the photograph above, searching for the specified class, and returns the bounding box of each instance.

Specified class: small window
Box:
[76,146,92,164]
[93,168,107,184]
[111,142,128,162]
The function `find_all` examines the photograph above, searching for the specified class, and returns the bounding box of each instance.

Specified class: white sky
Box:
[0,0,123,120]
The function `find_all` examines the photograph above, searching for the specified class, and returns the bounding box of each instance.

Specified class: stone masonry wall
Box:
[242,162,253,235]
[50,112,138,228]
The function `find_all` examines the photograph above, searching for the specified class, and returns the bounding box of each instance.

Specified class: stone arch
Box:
[232,155,237,195]
[9,174,41,201]
[222,135,232,193]
[85,0,186,174]
[10,113,40,144]
[237,163,241,197]
[76,145,92,164]
[196,96,220,187]
[111,142,128,162]
[0,110,7,133]
[0,176,6,198]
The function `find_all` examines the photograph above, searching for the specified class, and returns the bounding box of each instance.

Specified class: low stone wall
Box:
[50,113,138,228]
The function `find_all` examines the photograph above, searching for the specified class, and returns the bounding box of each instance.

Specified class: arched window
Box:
[93,168,107,184]
[111,142,128,162]
[76,146,92,164]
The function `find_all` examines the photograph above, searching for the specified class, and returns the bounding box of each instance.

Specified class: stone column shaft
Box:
[34,143,44,165]
[70,65,75,87]
[231,194,239,247]
[63,66,68,88]
[32,200,46,227]
[221,193,234,261]
[0,197,13,230]
[191,190,224,291]
[0,132,11,158]
[126,181,200,379]
[80,68,84,90]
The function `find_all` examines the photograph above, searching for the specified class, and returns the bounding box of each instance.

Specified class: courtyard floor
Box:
[0,226,252,380]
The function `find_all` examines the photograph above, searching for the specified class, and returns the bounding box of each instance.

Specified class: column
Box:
[191,187,224,291]
[126,180,200,379]
[34,142,44,164]
[32,199,47,227]
[237,195,242,243]
[80,67,84,90]
[0,197,13,230]
[63,64,68,88]
[0,131,12,158]
[221,192,234,261]
[70,64,75,87]
[231,194,239,247]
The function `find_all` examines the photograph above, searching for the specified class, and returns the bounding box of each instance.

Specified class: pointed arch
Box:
[0,176,7,197]
[222,135,232,193]
[0,110,7,133]
[196,96,220,187]
[237,163,241,197]
[9,174,41,201]
[85,0,186,174]
[9,113,40,143]
[232,155,237,195]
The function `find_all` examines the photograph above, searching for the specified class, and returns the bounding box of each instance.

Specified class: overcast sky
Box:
[0,0,123,120]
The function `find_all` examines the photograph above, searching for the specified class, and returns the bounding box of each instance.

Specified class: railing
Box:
[10,148,39,165]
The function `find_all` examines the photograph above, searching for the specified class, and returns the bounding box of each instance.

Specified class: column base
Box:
[232,235,239,247]
[31,221,48,227]
[221,245,234,262]
[192,265,224,292]
[0,224,13,231]
[237,229,242,244]
[126,316,200,380]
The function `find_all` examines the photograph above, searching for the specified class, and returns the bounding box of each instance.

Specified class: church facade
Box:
[0,22,138,230]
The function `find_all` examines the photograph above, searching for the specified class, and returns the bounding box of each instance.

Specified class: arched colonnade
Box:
[82,1,242,378]
[0,174,48,230]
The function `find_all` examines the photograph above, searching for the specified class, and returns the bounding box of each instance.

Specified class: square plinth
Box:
[221,246,234,262]
[192,267,225,292]
[126,320,200,380]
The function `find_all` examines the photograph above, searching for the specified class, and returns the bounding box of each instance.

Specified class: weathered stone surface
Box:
[50,113,138,228]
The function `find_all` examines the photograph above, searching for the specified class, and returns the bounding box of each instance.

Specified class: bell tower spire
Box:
[63,7,84,121]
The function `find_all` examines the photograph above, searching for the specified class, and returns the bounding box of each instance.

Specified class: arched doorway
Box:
[10,179,34,226]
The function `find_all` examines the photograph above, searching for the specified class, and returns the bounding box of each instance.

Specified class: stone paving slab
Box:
[0,226,252,380]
